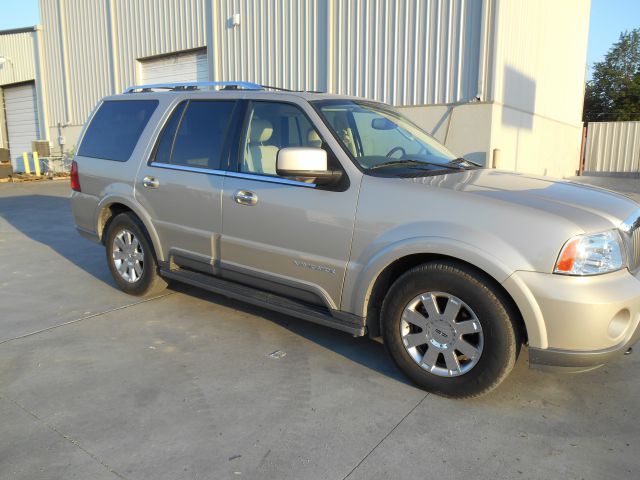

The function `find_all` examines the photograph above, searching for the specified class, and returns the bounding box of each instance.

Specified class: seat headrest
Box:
[307,129,322,147]
[249,118,273,143]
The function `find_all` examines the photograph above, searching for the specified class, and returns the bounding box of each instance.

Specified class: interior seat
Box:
[244,118,279,175]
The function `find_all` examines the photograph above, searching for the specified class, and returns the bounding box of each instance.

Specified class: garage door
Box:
[4,82,40,171]
[140,50,208,85]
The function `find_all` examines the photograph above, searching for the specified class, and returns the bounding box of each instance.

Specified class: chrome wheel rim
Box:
[112,229,144,283]
[400,292,483,377]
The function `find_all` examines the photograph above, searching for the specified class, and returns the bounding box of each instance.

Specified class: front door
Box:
[135,99,238,273]
[221,100,359,309]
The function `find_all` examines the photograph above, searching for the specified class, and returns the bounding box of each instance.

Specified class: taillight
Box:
[70,160,81,192]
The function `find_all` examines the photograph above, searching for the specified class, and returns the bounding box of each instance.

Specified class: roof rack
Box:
[123,81,264,94]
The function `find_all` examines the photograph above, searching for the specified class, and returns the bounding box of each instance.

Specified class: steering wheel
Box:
[386,146,406,158]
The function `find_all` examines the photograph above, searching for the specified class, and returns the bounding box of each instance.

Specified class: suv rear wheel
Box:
[105,212,168,296]
[381,261,520,398]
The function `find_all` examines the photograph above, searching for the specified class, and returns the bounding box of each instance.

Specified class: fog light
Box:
[608,309,631,339]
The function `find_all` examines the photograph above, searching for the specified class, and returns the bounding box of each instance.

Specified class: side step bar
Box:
[160,268,367,337]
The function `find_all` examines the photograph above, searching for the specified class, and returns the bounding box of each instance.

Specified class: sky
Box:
[0,0,638,80]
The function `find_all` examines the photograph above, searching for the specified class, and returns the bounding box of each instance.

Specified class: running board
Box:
[160,268,367,337]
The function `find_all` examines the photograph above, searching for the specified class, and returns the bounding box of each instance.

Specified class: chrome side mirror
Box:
[276,147,341,185]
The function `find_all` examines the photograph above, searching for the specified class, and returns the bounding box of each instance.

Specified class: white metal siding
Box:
[140,50,208,84]
[330,0,483,105]
[214,0,327,92]
[584,122,640,174]
[39,0,207,127]
[0,31,37,87]
[4,83,40,170]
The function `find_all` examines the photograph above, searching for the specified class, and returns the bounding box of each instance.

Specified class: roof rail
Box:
[123,81,263,94]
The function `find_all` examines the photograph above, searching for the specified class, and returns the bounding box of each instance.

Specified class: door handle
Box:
[142,176,160,189]
[233,190,258,206]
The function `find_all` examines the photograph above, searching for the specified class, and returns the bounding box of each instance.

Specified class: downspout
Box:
[56,0,72,127]
[205,0,220,82]
[33,26,50,142]
[106,0,120,94]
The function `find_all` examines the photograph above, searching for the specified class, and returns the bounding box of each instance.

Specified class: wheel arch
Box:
[95,196,164,262]
[344,236,545,347]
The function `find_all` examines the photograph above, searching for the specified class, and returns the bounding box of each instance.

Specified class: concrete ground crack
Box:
[342,393,429,480]
[0,292,175,346]
[1,394,129,480]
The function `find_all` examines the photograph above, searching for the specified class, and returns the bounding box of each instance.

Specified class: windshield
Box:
[314,100,472,175]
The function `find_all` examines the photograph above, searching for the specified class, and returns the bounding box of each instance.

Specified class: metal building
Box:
[0,0,591,177]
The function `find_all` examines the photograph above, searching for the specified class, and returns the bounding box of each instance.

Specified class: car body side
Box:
[71,90,640,371]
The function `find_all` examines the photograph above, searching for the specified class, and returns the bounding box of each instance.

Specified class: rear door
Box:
[220,100,359,309]
[135,98,238,274]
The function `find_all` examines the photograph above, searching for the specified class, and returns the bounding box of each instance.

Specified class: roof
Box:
[0,26,38,36]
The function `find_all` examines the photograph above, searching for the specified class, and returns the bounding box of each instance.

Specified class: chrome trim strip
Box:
[620,209,640,233]
[619,209,640,272]
[149,162,226,176]
[226,171,316,188]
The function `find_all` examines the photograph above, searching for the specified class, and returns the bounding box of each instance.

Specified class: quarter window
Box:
[154,100,236,170]
[78,100,158,162]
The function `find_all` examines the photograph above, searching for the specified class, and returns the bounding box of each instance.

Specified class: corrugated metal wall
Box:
[114,0,207,89]
[39,0,487,129]
[39,0,206,127]
[329,0,483,105]
[584,122,640,174]
[0,31,36,86]
[215,0,327,92]
[213,0,483,105]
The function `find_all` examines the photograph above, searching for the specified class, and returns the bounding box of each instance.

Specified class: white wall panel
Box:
[0,30,36,87]
[329,0,483,105]
[214,0,327,92]
[584,122,640,174]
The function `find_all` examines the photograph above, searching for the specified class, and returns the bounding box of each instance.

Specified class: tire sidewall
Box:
[105,213,157,296]
[382,262,518,398]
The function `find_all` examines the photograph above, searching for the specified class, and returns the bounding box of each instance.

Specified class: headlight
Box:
[554,230,625,275]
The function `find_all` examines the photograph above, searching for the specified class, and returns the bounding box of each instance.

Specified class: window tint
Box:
[78,100,158,161]
[160,100,235,170]
[154,101,187,165]
[241,102,321,176]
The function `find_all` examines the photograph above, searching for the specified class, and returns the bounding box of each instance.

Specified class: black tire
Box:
[381,261,520,398]
[105,212,168,297]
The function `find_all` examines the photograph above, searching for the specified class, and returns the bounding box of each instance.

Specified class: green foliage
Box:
[584,29,640,122]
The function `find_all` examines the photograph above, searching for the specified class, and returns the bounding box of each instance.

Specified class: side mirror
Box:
[276,147,342,186]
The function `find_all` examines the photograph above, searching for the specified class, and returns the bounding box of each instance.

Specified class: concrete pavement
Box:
[0,180,638,480]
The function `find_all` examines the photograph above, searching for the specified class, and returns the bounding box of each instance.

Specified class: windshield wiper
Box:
[446,157,482,168]
[369,159,463,171]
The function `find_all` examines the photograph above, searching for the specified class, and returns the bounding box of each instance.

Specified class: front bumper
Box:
[504,269,640,371]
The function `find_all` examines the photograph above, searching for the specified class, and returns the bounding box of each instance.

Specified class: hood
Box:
[408,169,639,232]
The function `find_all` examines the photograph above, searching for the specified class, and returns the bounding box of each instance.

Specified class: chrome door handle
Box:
[142,176,160,189]
[233,190,258,206]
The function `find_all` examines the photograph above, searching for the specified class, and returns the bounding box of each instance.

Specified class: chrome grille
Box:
[621,211,640,272]
[631,225,640,271]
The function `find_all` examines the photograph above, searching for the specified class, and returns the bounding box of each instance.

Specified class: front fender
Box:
[341,234,547,349]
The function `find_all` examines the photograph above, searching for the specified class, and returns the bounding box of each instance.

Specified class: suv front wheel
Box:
[381,261,520,398]
[105,212,168,296]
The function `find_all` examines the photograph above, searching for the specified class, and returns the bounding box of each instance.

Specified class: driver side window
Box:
[241,102,322,176]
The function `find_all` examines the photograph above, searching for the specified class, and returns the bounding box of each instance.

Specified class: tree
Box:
[583,29,640,122]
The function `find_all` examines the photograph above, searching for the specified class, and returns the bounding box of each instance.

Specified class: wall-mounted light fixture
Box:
[0,56,13,67]
[231,13,240,27]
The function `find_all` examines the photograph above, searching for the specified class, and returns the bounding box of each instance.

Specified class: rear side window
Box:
[152,100,236,170]
[78,100,158,161]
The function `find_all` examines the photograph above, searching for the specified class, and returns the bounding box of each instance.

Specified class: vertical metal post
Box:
[578,125,587,176]
[492,148,501,169]
[33,151,41,176]
[22,152,31,174]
